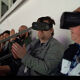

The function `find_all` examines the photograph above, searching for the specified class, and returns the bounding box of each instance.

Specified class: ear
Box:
[50,28,54,33]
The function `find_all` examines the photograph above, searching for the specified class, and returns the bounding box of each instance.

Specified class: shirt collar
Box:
[75,43,80,49]
[40,36,53,46]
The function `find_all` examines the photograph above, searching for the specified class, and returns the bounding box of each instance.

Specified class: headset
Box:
[32,22,53,31]
[60,12,80,29]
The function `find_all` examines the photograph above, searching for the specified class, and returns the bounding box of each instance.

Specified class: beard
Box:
[19,34,26,40]
[38,34,45,39]
[38,35,48,42]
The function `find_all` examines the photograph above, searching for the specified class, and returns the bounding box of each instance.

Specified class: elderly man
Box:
[12,16,65,76]
[60,7,80,76]
[10,25,32,47]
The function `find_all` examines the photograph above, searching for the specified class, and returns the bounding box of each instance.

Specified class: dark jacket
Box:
[19,37,65,76]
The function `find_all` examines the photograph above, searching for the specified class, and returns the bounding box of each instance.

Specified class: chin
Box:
[39,37,44,40]
[72,38,77,43]
[38,36,43,38]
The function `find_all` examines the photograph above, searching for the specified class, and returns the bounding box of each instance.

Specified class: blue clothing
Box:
[69,43,80,74]
[61,43,80,76]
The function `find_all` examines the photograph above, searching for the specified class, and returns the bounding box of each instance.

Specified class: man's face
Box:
[37,20,54,41]
[37,29,53,40]
[3,33,10,39]
[19,26,28,38]
[70,25,80,43]
[0,35,4,40]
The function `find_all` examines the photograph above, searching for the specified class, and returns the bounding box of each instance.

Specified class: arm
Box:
[12,42,64,75]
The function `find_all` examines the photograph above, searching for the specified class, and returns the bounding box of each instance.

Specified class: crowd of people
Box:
[0,7,80,76]
[0,25,32,76]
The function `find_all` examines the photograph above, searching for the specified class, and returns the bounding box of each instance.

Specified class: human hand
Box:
[11,43,26,59]
[10,29,16,41]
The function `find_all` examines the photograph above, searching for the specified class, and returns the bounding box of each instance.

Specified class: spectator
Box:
[0,25,32,76]
[60,7,80,76]
[12,16,65,76]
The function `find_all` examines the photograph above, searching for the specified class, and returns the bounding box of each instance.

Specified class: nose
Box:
[70,27,73,32]
[38,30,43,33]
[69,28,74,34]
[69,27,72,30]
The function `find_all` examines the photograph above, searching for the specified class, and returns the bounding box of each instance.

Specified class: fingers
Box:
[11,49,18,59]
[10,29,15,36]
[23,44,26,49]
[12,42,26,59]
[11,44,19,59]
[12,43,21,58]
[10,29,16,41]
[12,43,21,50]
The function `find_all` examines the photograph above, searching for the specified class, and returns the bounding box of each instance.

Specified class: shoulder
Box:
[63,43,79,61]
[47,37,65,57]
[49,37,65,50]
[64,43,79,55]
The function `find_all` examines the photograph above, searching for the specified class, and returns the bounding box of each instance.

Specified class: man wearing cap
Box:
[11,16,65,76]
[60,7,80,76]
